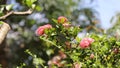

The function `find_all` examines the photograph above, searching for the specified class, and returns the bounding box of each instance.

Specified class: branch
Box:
[0,22,11,44]
[0,9,33,20]
[13,9,33,15]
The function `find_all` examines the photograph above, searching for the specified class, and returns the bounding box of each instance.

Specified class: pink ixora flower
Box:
[63,23,71,28]
[58,16,68,24]
[35,24,52,36]
[73,62,82,68]
[90,53,94,59]
[79,38,94,49]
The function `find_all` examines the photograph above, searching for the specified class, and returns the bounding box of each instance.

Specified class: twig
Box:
[0,11,13,20]
[13,9,32,15]
[0,9,33,20]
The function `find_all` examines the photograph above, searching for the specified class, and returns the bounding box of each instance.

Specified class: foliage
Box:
[107,12,120,40]
[16,17,120,68]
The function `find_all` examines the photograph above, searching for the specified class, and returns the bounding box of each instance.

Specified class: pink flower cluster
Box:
[58,16,68,23]
[90,53,94,59]
[79,38,94,49]
[73,62,81,68]
[35,24,52,36]
[48,51,67,67]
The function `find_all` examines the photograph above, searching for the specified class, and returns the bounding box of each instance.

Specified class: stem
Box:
[39,37,61,49]
[96,52,97,61]
[36,65,39,68]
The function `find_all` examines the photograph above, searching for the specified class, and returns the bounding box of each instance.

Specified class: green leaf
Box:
[6,4,13,11]
[116,42,120,46]
[0,21,4,24]
[0,7,4,12]
[25,0,37,7]
[101,45,108,52]
[35,5,42,11]
[46,49,54,56]
[52,18,58,23]
[25,49,35,57]
[30,0,37,4]
[33,58,45,66]
[32,4,36,9]
[75,36,81,43]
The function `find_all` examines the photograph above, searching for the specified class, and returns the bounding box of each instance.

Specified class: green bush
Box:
[18,16,120,68]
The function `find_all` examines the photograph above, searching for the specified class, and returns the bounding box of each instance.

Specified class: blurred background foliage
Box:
[0,0,119,67]
[107,13,120,40]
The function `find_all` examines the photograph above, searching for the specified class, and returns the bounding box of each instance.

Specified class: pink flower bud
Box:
[52,56,61,64]
[35,27,44,36]
[113,48,119,54]
[43,24,52,29]
[63,23,71,28]
[79,38,94,49]
[58,16,68,24]
[35,24,52,36]
[80,40,90,49]
[87,38,94,43]
[59,51,67,59]
[90,53,94,59]
[73,62,81,68]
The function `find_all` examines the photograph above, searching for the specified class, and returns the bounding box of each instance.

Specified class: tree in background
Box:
[107,12,120,40]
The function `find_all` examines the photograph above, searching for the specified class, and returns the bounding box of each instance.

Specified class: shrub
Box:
[19,16,120,68]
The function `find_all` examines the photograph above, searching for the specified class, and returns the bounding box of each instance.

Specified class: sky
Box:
[8,0,120,30]
[97,0,120,29]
